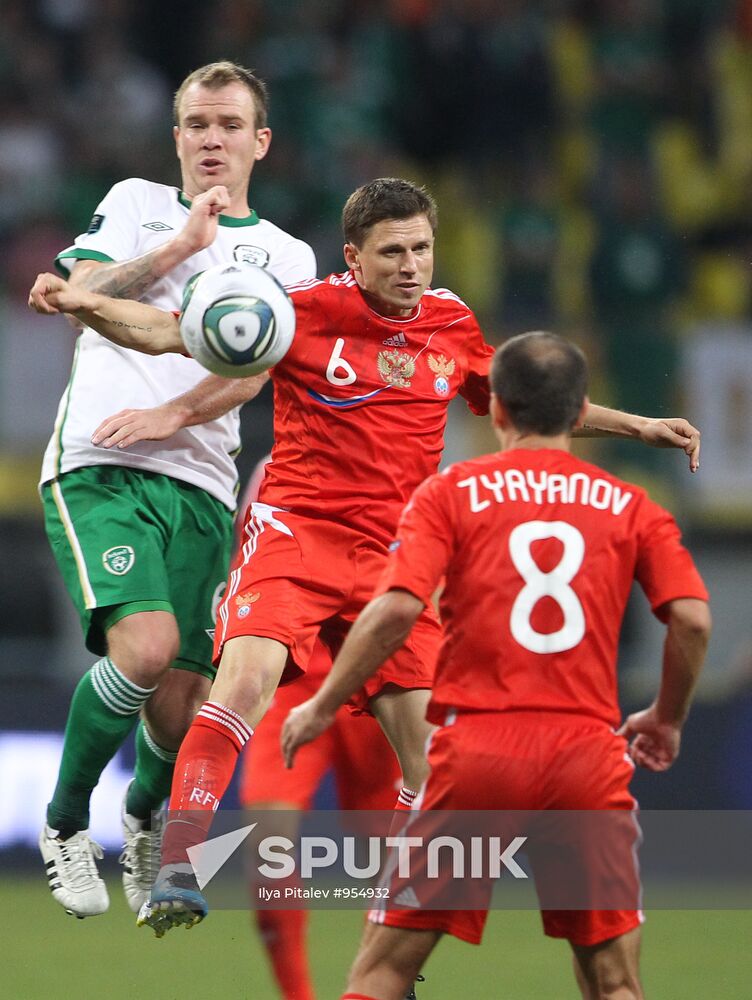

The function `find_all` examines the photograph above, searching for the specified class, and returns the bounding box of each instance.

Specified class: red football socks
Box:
[256,908,315,1000]
[394,786,418,812]
[161,702,253,865]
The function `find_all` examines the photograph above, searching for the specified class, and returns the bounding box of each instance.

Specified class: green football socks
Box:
[126,721,178,821]
[47,657,156,835]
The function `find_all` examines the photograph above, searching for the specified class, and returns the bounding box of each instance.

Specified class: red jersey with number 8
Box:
[258,272,494,546]
[379,448,709,727]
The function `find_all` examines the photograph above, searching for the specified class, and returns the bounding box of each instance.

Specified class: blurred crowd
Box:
[1,0,752,787]
[3,0,752,492]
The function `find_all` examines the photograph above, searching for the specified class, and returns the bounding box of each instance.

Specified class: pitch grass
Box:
[5,875,751,999]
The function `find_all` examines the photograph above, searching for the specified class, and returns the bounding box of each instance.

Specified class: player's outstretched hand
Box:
[617,705,682,772]
[28,272,94,317]
[281,698,336,769]
[92,405,186,449]
[637,417,701,473]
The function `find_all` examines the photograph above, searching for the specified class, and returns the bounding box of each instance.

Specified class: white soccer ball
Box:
[179,261,296,378]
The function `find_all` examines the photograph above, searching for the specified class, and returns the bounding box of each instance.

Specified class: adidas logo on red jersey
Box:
[382,332,408,347]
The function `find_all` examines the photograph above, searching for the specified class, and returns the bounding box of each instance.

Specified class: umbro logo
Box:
[382,332,408,347]
[143,221,174,232]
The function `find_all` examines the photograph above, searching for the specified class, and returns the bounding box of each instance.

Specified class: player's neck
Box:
[356,284,420,320]
[223,190,252,217]
[498,430,572,453]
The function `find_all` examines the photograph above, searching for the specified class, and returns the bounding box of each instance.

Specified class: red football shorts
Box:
[375,711,643,947]
[240,638,401,809]
[215,503,441,700]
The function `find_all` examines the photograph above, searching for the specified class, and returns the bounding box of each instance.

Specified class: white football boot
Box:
[119,793,165,913]
[39,825,109,917]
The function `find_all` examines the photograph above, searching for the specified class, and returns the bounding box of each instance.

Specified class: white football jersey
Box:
[41,178,316,509]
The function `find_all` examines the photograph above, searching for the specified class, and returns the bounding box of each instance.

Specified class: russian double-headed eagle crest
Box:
[428,353,455,395]
[377,349,416,388]
[235,591,261,619]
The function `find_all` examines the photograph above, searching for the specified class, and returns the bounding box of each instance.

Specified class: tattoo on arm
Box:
[77,251,163,300]
[112,321,153,333]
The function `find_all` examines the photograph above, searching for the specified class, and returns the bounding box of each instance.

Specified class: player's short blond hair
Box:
[342,178,438,248]
[173,61,269,129]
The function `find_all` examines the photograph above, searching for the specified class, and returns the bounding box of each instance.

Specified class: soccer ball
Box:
[179,261,296,378]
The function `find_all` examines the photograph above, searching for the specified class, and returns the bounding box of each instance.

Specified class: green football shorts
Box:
[42,465,233,679]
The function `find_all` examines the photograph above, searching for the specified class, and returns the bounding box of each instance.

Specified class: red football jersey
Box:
[257,272,494,546]
[380,448,709,727]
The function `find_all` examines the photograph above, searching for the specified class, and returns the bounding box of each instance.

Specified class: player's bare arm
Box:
[68,185,232,300]
[618,597,711,771]
[281,589,424,767]
[29,272,182,354]
[577,403,701,473]
[92,373,270,449]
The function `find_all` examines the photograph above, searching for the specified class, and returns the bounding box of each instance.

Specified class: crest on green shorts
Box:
[102,545,135,575]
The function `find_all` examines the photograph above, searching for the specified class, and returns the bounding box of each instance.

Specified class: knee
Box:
[212,637,288,724]
[591,970,641,1000]
[132,642,180,685]
[107,614,181,687]
[574,942,642,1000]
[346,925,427,999]
[347,942,399,992]
[221,668,271,723]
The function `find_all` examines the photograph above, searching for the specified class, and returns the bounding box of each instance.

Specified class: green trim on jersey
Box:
[177,191,259,227]
[49,339,83,478]
[55,248,114,277]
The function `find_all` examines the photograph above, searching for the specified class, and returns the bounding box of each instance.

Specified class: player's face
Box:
[345,215,435,317]
[174,82,271,209]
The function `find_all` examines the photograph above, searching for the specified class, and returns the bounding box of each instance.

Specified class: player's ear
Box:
[344,242,360,271]
[574,395,590,429]
[254,128,272,161]
[490,394,508,429]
